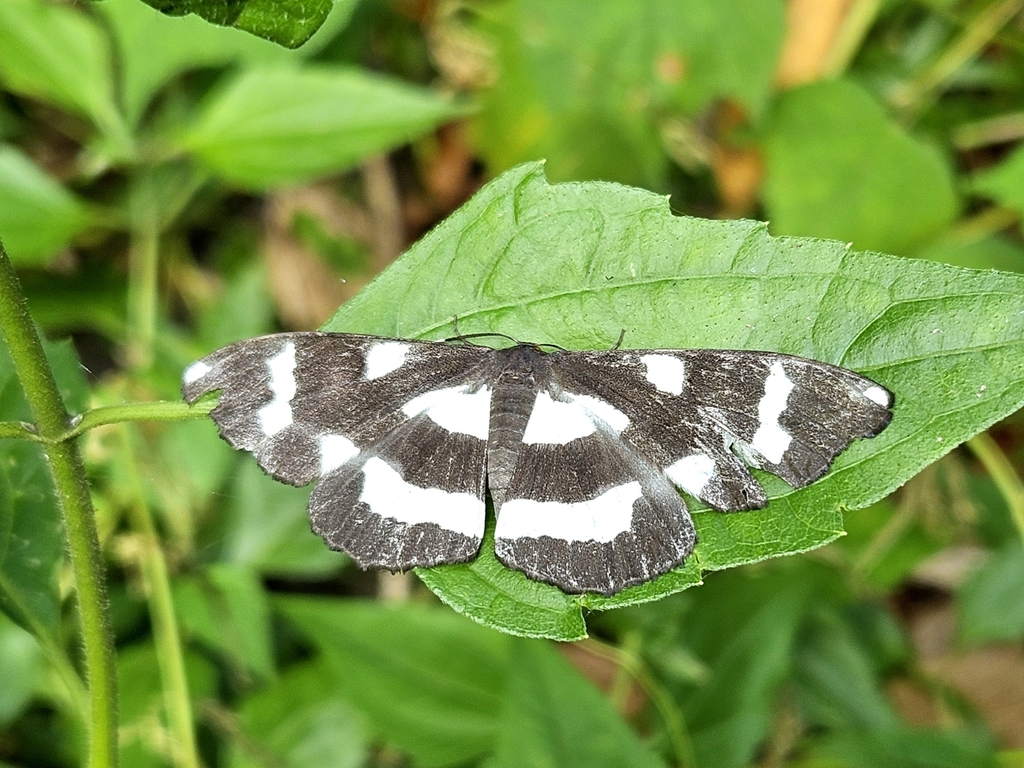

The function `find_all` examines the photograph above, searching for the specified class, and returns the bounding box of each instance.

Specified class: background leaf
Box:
[763,79,959,254]
[0,146,94,265]
[972,143,1024,215]
[276,598,508,767]
[181,66,469,188]
[220,457,344,577]
[473,0,784,187]
[0,0,127,146]
[323,162,1024,638]
[488,639,666,768]
[172,564,275,680]
[957,542,1024,645]
[227,660,368,768]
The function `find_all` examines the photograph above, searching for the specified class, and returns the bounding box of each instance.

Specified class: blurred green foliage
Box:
[0,0,1023,767]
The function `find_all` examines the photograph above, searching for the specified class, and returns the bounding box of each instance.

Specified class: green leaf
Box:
[321,162,1024,638]
[0,0,128,146]
[488,639,666,768]
[275,597,507,767]
[228,660,368,768]
[117,642,219,768]
[0,612,44,726]
[677,567,807,768]
[957,542,1024,644]
[173,564,275,680]
[838,501,944,590]
[0,339,87,639]
[793,604,900,731]
[972,143,1024,214]
[915,235,1024,273]
[221,457,343,577]
[0,145,94,265]
[764,79,959,254]
[99,0,360,126]
[473,0,784,186]
[138,0,334,49]
[809,728,998,768]
[181,66,467,189]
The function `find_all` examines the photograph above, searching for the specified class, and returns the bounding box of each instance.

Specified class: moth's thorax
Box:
[492,343,554,383]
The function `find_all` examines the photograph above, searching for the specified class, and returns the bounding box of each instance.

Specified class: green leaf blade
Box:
[489,639,666,768]
[0,146,94,265]
[0,0,127,145]
[321,163,1024,637]
[764,80,959,254]
[275,597,508,767]
[140,0,334,48]
[182,67,469,189]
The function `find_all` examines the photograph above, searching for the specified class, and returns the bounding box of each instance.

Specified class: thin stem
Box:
[121,426,200,768]
[822,0,882,77]
[64,399,216,441]
[944,206,1021,243]
[0,399,215,444]
[0,243,118,768]
[126,186,161,370]
[967,432,1024,543]
[953,111,1024,149]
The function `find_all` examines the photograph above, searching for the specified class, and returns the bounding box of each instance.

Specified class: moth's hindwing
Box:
[182,333,494,569]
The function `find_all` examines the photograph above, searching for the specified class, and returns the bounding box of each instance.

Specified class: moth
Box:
[182,332,893,595]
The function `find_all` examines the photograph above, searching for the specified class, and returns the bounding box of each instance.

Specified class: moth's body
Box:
[487,344,553,506]
[183,332,893,595]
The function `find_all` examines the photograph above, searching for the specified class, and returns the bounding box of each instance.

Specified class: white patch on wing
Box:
[750,360,794,464]
[666,453,715,496]
[364,341,410,380]
[258,341,297,436]
[863,385,890,407]
[522,391,631,445]
[319,434,359,474]
[358,456,483,538]
[183,360,211,385]
[401,385,491,440]
[522,392,595,445]
[572,392,630,433]
[641,354,685,396]
[495,481,642,544]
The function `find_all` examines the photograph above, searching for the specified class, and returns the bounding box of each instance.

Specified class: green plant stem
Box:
[127,200,160,370]
[65,399,216,440]
[0,399,215,444]
[121,427,200,768]
[953,111,1024,149]
[0,243,118,768]
[967,432,1024,543]
[822,0,882,77]
[893,0,1024,114]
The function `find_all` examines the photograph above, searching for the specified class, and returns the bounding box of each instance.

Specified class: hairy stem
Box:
[0,243,118,768]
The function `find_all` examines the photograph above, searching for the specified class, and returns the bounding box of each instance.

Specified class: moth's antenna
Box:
[451,315,464,339]
[611,329,626,350]
[444,327,523,347]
